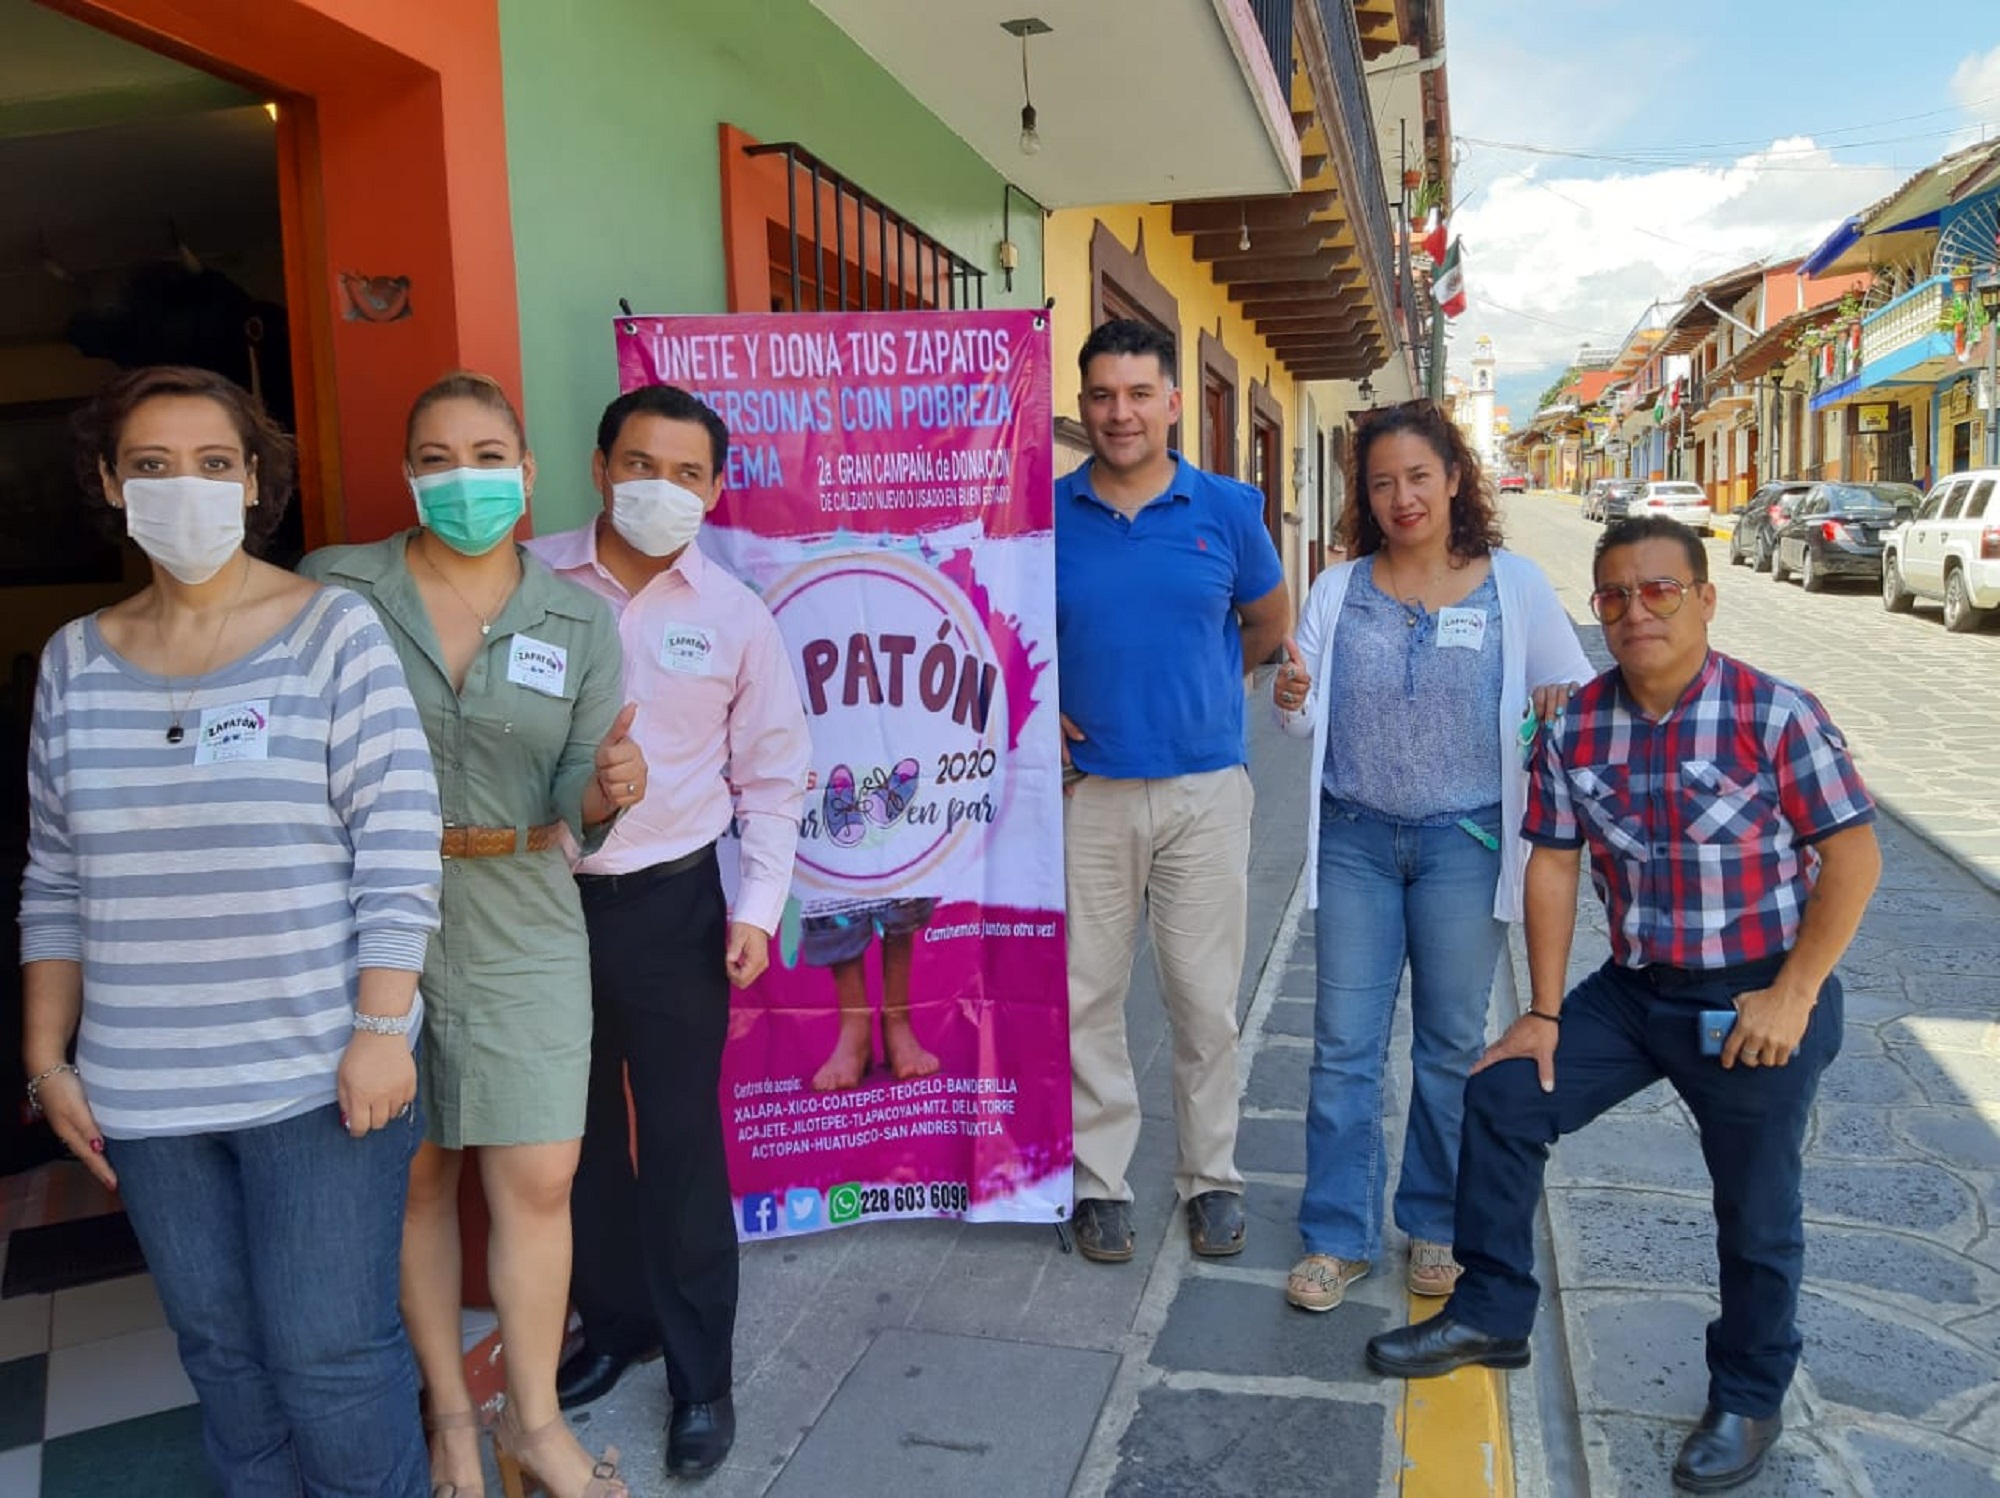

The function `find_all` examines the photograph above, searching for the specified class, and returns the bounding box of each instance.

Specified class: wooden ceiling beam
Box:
[1169,191,1338,235]
[1248,298,1362,320]
[1209,255,1354,284]
[1190,227,1340,261]
[1227,278,1349,303]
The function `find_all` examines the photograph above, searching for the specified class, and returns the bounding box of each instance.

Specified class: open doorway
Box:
[0,0,295,1176]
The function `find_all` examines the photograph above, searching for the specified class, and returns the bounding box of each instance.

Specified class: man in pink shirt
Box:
[528,385,809,1479]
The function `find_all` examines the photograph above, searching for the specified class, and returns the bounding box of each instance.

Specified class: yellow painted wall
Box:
[1044,204,1300,558]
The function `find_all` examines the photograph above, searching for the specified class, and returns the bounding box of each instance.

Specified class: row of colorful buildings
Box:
[1510,139,2000,510]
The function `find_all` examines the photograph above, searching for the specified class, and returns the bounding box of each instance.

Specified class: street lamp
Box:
[1979,274,2000,467]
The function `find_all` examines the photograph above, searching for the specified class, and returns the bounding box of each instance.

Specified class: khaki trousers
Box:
[1064,766,1253,1203]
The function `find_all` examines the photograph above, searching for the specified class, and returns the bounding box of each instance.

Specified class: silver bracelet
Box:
[25,1062,80,1117]
[352,1009,418,1036]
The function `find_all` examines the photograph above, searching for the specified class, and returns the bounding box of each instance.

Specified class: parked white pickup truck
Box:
[1881,469,2000,631]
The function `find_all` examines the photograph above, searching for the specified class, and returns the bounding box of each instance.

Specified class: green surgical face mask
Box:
[408,466,525,555]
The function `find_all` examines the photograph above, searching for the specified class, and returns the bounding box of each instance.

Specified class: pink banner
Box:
[617,310,1069,1237]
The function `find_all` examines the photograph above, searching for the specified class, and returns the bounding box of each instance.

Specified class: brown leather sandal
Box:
[492,1397,627,1498]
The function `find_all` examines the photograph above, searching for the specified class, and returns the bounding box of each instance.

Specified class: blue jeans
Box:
[1448,957,1841,1418]
[1301,797,1507,1262]
[105,1101,426,1498]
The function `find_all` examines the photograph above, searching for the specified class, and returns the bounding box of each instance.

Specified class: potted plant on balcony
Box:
[1941,295,1971,361]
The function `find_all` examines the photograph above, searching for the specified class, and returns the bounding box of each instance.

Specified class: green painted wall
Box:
[497,0,1045,529]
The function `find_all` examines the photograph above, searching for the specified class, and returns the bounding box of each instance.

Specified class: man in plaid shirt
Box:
[1366,516,1881,1494]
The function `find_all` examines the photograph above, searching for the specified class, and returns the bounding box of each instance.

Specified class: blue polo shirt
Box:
[1055,452,1284,779]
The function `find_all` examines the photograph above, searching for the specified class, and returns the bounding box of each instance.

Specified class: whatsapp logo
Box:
[828,1182,863,1224]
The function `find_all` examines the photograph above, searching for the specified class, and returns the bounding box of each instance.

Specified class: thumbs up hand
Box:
[1274,639,1312,714]
[585,703,646,826]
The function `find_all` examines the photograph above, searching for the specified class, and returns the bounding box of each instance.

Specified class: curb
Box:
[1395,1292,1517,1497]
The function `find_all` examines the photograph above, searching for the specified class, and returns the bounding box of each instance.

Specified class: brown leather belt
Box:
[440,822,562,860]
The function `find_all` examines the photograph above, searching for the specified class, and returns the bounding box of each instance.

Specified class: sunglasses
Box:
[1588,577,1698,624]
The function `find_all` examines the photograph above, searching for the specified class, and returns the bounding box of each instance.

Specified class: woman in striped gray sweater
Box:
[19,366,444,1497]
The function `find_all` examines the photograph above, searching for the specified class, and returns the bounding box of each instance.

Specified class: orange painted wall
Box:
[48,0,522,545]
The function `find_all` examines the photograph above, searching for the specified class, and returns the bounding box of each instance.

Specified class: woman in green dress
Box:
[301,373,642,1498]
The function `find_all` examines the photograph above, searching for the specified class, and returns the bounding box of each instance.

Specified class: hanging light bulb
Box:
[1020,102,1041,156]
[1007,20,1049,156]
[1238,205,1251,253]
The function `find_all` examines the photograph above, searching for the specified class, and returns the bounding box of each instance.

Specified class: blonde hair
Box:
[405,370,526,455]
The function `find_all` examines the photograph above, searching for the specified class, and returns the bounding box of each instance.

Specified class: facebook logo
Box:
[740,1193,781,1236]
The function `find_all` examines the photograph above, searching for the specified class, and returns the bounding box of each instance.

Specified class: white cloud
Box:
[1446,139,1902,396]
[1949,43,2000,144]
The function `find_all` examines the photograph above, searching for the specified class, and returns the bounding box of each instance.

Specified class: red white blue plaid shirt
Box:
[1523,650,1875,970]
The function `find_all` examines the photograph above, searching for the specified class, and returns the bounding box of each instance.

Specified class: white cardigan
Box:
[1276,549,1593,921]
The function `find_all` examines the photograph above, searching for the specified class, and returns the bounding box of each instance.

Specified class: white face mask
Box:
[122,476,247,584]
[610,478,707,557]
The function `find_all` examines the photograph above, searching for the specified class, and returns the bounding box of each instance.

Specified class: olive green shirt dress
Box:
[300,532,624,1146]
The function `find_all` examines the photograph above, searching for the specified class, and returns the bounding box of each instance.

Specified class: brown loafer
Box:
[1072,1198,1135,1263]
[1186,1190,1246,1256]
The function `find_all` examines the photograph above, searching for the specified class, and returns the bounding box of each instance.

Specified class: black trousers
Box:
[1448,955,1842,1419]
[570,851,736,1403]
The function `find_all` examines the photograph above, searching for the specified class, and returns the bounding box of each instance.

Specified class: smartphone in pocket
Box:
[1698,1008,1738,1057]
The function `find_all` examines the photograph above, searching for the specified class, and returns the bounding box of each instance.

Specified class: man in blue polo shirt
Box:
[1056,318,1290,1263]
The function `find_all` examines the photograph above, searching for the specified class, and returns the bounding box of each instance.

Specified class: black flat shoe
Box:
[1071,1198,1135,1263]
[1186,1190,1246,1257]
[1365,1315,1531,1378]
[666,1395,736,1478]
[1672,1405,1782,1492]
[556,1342,662,1411]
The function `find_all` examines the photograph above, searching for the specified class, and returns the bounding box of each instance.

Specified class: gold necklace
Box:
[160,558,253,745]
[419,535,512,637]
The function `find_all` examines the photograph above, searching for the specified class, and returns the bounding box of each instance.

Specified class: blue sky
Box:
[1442,1,2000,421]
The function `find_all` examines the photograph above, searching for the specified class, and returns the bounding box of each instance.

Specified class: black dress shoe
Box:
[1071,1198,1135,1263]
[1365,1315,1531,1378]
[1672,1405,1782,1492]
[555,1342,661,1411]
[666,1395,735,1478]
[1186,1190,1246,1257]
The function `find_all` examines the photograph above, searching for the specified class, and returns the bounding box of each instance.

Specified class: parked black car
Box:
[1728,480,1814,571]
[1770,482,1921,592]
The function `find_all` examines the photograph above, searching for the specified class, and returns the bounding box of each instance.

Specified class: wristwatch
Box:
[352,1009,418,1036]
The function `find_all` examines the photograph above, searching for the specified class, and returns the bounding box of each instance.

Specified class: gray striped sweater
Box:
[19,586,443,1139]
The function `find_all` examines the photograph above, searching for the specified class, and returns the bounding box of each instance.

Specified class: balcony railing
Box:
[1248,0,1294,92]
[1860,274,1947,368]
[1314,0,1398,310]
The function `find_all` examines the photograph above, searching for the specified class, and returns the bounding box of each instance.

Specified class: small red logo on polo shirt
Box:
[1197,538,1208,550]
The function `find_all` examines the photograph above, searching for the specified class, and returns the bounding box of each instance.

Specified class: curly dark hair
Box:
[73,365,296,551]
[1340,399,1504,559]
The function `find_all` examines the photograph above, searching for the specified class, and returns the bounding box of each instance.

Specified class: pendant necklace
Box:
[161,559,253,745]
[419,536,510,637]
[1377,554,1439,629]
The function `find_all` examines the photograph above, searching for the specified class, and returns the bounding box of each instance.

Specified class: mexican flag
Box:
[1653,389,1667,424]
[1434,238,1466,318]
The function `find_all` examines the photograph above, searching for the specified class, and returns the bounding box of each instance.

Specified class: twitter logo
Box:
[785,1188,824,1230]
